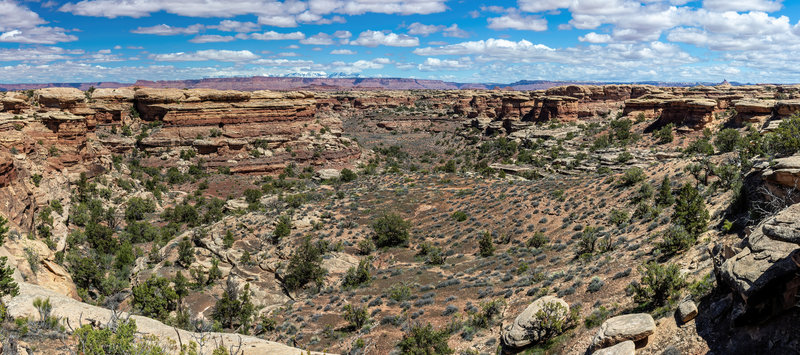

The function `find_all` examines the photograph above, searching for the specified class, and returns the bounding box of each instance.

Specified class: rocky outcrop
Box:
[713,202,800,325]
[501,296,570,348]
[762,155,800,190]
[5,282,328,355]
[591,313,655,350]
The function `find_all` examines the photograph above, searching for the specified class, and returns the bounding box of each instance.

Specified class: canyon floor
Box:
[1,84,800,354]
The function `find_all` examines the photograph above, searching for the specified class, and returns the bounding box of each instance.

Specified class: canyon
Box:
[1,83,800,354]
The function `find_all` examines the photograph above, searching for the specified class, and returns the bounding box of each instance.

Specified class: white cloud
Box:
[300,32,334,45]
[443,24,468,38]
[579,32,612,43]
[702,0,782,12]
[308,0,447,15]
[151,49,259,62]
[0,1,78,44]
[189,35,235,43]
[209,20,260,33]
[257,15,299,28]
[0,46,82,62]
[517,0,568,13]
[350,30,419,47]
[418,57,472,71]
[487,13,547,31]
[408,22,442,36]
[0,27,78,44]
[131,24,204,35]
[331,49,356,54]
[247,31,306,40]
[0,0,45,30]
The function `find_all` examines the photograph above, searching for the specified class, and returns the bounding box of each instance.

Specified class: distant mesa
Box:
[0,76,751,92]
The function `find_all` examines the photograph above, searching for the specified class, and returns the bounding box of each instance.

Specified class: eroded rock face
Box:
[714,203,800,324]
[591,313,655,350]
[501,296,570,348]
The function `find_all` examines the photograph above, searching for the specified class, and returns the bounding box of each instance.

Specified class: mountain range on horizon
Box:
[0,76,749,92]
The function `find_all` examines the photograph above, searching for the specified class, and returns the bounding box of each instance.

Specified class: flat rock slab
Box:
[501,296,569,348]
[592,313,655,349]
[593,340,635,355]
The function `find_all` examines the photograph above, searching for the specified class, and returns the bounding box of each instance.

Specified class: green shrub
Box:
[468,299,505,329]
[212,279,255,330]
[527,231,549,248]
[714,128,742,153]
[653,123,674,144]
[684,137,714,156]
[577,226,601,257]
[658,225,694,256]
[655,176,675,206]
[131,275,177,321]
[177,237,195,267]
[372,213,410,248]
[523,301,578,344]
[584,306,611,328]
[764,115,800,156]
[342,258,371,289]
[74,318,166,355]
[619,167,646,186]
[357,238,375,255]
[340,168,357,182]
[283,236,327,291]
[608,210,629,226]
[396,323,453,355]
[124,197,155,222]
[673,183,708,238]
[631,262,686,309]
[388,283,412,302]
[451,211,468,222]
[273,215,292,243]
[343,304,369,330]
[478,231,494,257]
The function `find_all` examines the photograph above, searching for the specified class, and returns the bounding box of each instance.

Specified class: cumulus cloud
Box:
[487,13,547,31]
[579,32,612,43]
[300,32,335,45]
[331,49,356,54]
[151,49,259,62]
[350,30,419,47]
[0,46,82,62]
[246,31,306,40]
[0,1,78,44]
[417,57,472,71]
[131,24,204,35]
[702,0,782,12]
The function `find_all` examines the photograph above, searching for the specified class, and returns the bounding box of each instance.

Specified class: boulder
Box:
[591,313,655,350]
[677,300,698,323]
[501,296,569,348]
[593,340,635,355]
[315,168,341,181]
[762,154,800,190]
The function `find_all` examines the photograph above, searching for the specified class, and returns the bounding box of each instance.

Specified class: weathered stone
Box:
[591,313,655,349]
[677,300,698,323]
[5,282,328,355]
[593,340,635,355]
[762,154,800,190]
[715,203,800,324]
[501,296,569,348]
[35,88,85,108]
[315,168,341,180]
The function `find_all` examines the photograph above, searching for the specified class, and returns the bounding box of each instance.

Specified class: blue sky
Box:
[1,0,799,84]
